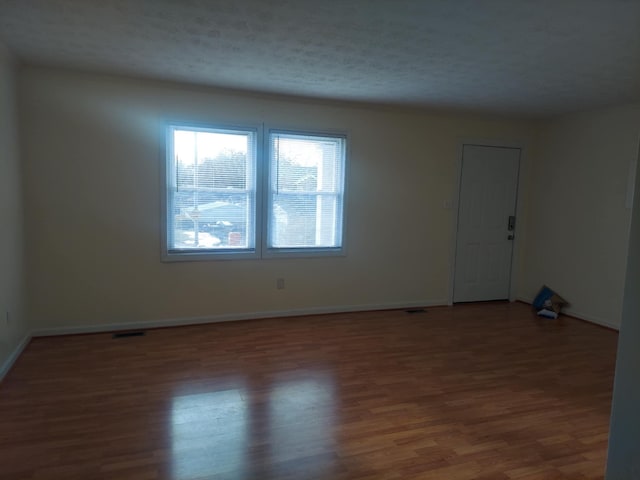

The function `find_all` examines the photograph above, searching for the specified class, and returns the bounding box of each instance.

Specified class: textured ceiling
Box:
[0,0,639,117]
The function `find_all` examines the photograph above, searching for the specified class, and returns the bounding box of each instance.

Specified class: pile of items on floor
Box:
[533,285,568,319]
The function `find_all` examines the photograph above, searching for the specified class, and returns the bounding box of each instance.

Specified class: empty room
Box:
[1,1,639,479]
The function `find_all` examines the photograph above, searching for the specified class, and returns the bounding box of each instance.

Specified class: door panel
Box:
[453,145,520,303]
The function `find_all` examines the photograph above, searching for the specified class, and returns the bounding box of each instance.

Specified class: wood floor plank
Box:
[0,302,617,479]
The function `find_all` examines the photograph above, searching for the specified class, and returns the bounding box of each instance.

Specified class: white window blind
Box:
[167,126,256,254]
[268,132,346,251]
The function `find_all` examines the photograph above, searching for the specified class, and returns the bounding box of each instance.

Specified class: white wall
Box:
[0,44,28,376]
[19,66,537,332]
[606,137,640,478]
[520,104,640,328]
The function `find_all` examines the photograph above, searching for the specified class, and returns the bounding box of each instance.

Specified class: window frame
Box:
[161,122,348,262]
[262,128,348,259]
[161,121,263,262]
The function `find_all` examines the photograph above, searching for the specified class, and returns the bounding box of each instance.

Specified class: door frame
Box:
[448,139,528,305]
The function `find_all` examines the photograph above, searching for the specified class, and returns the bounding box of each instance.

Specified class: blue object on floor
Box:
[533,285,555,310]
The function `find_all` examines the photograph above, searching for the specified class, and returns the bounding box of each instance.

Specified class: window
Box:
[267,131,346,253]
[163,123,346,261]
[164,125,258,259]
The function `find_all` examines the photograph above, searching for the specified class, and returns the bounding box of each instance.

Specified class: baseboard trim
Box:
[0,332,32,382]
[32,299,449,337]
[515,296,620,331]
[562,308,620,331]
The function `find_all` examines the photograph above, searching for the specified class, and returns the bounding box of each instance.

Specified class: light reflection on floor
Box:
[171,389,248,479]
[269,375,335,463]
[170,372,336,479]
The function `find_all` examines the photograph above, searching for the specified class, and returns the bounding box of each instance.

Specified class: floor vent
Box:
[405,308,427,314]
[112,331,146,339]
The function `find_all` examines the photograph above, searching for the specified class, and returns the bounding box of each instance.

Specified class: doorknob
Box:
[508,215,516,231]
[508,234,514,240]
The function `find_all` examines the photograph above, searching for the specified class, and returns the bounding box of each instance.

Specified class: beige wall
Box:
[20,66,538,332]
[520,104,640,328]
[0,44,28,375]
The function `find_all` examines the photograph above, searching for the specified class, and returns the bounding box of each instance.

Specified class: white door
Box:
[453,145,521,303]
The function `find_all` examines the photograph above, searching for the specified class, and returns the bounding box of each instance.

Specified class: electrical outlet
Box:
[276,278,285,290]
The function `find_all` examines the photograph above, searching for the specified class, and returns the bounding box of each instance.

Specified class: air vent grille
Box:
[112,331,146,339]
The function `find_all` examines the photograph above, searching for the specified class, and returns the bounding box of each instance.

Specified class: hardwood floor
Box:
[0,302,618,479]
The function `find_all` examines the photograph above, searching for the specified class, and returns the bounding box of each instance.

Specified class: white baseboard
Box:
[0,332,31,382]
[516,296,620,331]
[562,307,620,330]
[32,299,448,337]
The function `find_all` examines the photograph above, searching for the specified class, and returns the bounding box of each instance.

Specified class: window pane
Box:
[169,127,255,252]
[271,194,338,248]
[173,193,251,249]
[269,132,345,250]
